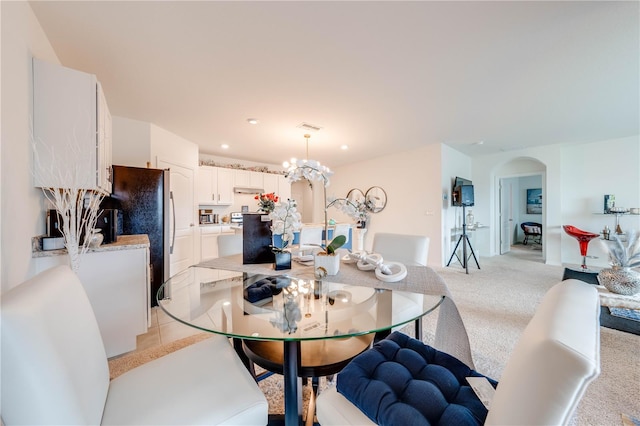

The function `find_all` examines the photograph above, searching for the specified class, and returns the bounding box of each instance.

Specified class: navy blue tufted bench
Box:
[336,331,497,426]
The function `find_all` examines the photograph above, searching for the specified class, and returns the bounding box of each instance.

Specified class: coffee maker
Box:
[47,208,117,244]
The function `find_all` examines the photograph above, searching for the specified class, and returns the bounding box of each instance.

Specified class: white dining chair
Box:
[372,232,430,266]
[296,225,323,256]
[372,233,430,334]
[333,223,351,246]
[1,265,268,425]
[316,279,601,426]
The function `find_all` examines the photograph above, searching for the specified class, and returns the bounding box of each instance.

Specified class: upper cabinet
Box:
[234,170,264,189]
[197,166,234,205]
[278,175,292,201]
[264,173,291,201]
[32,58,112,193]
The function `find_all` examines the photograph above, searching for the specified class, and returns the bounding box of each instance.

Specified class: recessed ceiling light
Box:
[221,144,229,149]
[247,118,259,125]
[473,140,485,145]
[340,145,349,150]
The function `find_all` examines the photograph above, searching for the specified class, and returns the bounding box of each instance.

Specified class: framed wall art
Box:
[526,188,542,214]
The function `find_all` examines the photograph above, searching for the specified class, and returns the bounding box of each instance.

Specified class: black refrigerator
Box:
[103,165,171,307]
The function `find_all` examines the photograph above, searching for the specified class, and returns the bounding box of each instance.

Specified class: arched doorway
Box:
[495,158,546,263]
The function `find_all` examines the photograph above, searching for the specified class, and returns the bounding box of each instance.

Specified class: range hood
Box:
[233,186,264,194]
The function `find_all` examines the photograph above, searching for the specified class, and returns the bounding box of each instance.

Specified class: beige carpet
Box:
[109,249,640,424]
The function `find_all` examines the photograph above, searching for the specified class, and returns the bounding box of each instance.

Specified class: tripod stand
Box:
[447,205,480,274]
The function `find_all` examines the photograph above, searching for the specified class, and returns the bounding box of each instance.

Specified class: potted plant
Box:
[269,199,302,270]
[598,229,640,295]
[313,234,347,275]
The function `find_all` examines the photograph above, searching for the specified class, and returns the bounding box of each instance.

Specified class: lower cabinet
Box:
[34,247,149,358]
[200,225,234,262]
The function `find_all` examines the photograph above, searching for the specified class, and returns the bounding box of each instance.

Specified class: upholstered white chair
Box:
[333,223,351,246]
[296,225,323,255]
[372,233,430,333]
[316,279,601,425]
[1,265,268,425]
[372,232,430,266]
[218,233,243,257]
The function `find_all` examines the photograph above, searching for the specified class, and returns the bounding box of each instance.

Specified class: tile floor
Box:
[133,306,203,354]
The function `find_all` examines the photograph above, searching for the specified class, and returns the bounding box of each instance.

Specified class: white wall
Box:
[1,2,62,292]
[441,145,473,264]
[331,144,444,266]
[559,136,640,268]
[472,135,639,267]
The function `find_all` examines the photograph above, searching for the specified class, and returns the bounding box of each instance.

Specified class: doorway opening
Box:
[496,158,546,264]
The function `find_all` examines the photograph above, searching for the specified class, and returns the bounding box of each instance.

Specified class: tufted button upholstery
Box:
[243,276,284,303]
[336,331,496,426]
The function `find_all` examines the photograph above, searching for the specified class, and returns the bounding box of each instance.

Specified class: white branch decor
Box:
[32,132,105,273]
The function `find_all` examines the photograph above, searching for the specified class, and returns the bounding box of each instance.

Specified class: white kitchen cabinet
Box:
[278,174,292,201]
[263,173,291,200]
[200,225,221,261]
[197,166,234,205]
[235,169,264,189]
[32,58,112,193]
[263,173,278,194]
[199,225,236,262]
[34,242,149,358]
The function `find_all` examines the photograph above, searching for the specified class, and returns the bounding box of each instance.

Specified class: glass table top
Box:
[158,266,444,341]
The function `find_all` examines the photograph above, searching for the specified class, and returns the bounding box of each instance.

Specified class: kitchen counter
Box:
[32,234,150,258]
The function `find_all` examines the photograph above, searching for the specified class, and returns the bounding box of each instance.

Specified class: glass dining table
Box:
[157,263,445,426]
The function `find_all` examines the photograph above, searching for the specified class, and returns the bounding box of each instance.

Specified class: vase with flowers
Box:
[256,192,279,214]
[285,159,349,275]
[268,199,302,270]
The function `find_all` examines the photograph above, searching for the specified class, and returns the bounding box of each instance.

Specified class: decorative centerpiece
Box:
[255,192,279,214]
[313,234,347,275]
[285,159,348,275]
[598,230,640,295]
[269,199,302,270]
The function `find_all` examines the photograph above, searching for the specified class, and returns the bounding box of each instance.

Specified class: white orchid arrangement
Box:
[327,196,371,224]
[285,159,333,187]
[285,159,349,253]
[268,199,302,252]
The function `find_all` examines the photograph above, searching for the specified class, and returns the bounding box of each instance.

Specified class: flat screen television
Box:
[452,176,473,207]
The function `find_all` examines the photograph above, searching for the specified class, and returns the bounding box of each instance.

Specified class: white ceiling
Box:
[29,1,639,168]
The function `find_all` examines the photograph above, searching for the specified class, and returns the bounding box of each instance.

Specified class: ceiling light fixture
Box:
[282,133,312,168]
[247,118,259,125]
[303,133,311,160]
[341,145,349,150]
[221,144,229,149]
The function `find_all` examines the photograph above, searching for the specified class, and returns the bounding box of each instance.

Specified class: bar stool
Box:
[563,225,600,270]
